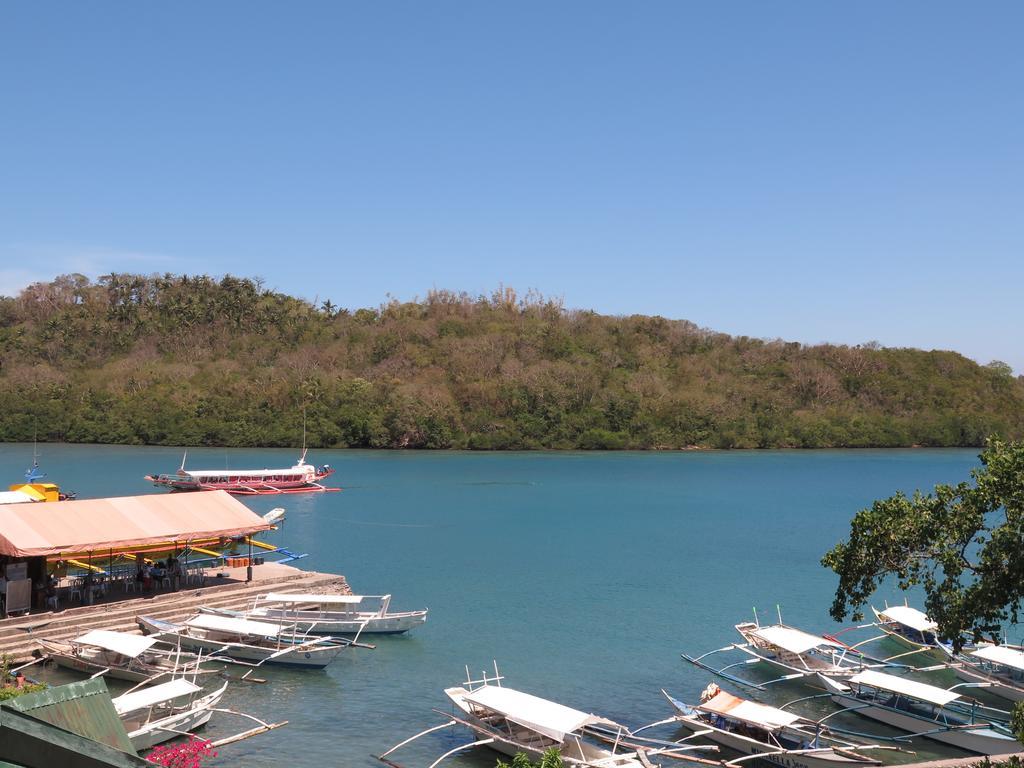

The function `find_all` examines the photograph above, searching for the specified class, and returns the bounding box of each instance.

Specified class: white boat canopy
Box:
[258,592,364,605]
[112,679,202,715]
[183,466,308,478]
[698,691,803,730]
[850,670,961,706]
[76,630,159,659]
[879,606,938,632]
[970,645,1024,672]
[186,614,282,638]
[749,625,843,655]
[462,685,620,743]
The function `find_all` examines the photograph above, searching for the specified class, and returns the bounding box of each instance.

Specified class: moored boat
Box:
[822,670,1022,755]
[953,644,1024,703]
[204,592,428,635]
[113,678,227,751]
[38,629,210,683]
[732,620,876,686]
[145,450,339,495]
[661,685,882,768]
[137,613,352,669]
[870,605,956,663]
[377,664,711,767]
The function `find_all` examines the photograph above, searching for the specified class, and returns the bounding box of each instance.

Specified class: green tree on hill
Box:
[1,274,1022,450]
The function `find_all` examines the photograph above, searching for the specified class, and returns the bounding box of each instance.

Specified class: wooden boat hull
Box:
[137,616,345,669]
[828,691,1021,755]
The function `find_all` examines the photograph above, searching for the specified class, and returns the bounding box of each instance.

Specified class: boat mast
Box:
[25,426,46,482]
[177,450,188,476]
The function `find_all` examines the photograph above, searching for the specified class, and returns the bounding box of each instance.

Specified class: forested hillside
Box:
[1,274,1021,449]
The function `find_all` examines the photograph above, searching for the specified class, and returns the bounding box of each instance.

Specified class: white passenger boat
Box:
[953,644,1024,703]
[113,678,227,751]
[206,592,427,635]
[145,449,338,495]
[137,613,350,669]
[660,685,882,768]
[822,670,1022,755]
[39,629,209,683]
[377,664,711,768]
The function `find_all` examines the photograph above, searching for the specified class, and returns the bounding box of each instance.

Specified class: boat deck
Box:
[0,562,350,663]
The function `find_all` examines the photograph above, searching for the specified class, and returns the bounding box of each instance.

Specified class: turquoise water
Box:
[0,445,995,766]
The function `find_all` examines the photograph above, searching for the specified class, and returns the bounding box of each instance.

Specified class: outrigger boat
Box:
[821,670,1022,755]
[376,663,715,768]
[112,674,287,751]
[654,684,883,768]
[203,592,428,635]
[113,678,228,751]
[952,645,1024,703]
[145,449,339,495]
[137,613,359,669]
[860,605,957,663]
[38,629,212,683]
[684,611,894,691]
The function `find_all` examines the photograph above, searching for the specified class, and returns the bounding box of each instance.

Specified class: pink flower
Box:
[146,737,217,768]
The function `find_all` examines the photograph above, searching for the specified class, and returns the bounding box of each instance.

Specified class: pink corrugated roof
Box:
[0,490,272,557]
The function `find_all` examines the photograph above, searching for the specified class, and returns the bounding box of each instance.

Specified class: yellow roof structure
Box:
[7,483,60,502]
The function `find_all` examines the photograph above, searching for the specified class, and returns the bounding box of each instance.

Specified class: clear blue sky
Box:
[2,2,1021,371]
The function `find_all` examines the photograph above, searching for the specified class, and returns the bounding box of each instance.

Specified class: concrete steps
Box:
[0,566,349,663]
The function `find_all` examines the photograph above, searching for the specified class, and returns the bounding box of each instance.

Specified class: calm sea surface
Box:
[0,445,998,767]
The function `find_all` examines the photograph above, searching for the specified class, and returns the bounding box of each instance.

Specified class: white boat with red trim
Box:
[145,449,338,495]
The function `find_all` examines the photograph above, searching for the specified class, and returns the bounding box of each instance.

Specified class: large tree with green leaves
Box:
[822,438,1024,648]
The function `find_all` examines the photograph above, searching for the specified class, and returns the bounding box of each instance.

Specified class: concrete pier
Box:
[0,562,349,663]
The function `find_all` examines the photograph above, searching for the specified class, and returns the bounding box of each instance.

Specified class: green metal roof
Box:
[0,706,148,768]
[2,678,137,754]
